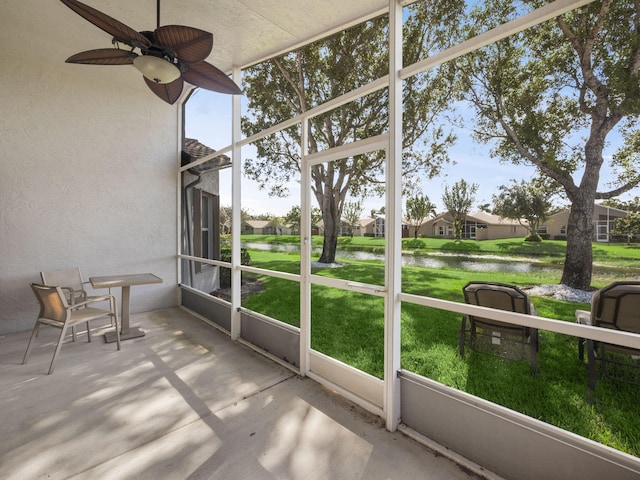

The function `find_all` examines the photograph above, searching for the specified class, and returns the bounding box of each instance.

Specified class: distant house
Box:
[539,204,628,242]
[353,218,376,236]
[419,211,528,240]
[351,215,409,237]
[242,220,276,235]
[318,215,408,237]
[319,217,377,237]
[339,220,357,236]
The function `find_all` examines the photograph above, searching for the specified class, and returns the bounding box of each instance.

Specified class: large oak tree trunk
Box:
[561,138,603,290]
[318,201,340,263]
[561,198,595,290]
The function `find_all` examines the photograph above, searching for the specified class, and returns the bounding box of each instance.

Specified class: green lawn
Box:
[239,242,640,456]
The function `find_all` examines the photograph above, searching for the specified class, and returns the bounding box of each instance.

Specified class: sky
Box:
[185,88,636,219]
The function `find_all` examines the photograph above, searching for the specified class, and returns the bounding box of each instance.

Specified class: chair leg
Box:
[459,315,467,357]
[587,339,598,391]
[86,321,92,343]
[111,298,121,351]
[109,288,116,327]
[530,329,538,374]
[48,325,69,374]
[469,321,477,349]
[22,323,41,365]
[71,325,76,342]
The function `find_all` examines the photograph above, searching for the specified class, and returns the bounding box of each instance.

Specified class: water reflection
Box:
[242,242,556,274]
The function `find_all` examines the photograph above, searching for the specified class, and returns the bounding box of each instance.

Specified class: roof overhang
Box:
[3,0,390,79]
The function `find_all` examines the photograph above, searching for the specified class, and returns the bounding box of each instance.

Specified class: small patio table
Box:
[89,273,162,342]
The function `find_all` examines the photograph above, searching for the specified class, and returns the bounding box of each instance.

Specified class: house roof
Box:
[427,211,525,226]
[359,218,376,227]
[244,220,271,229]
[547,204,628,219]
[182,138,231,173]
[468,210,524,226]
[594,204,628,215]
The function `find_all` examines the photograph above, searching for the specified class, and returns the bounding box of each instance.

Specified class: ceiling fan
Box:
[59,0,242,104]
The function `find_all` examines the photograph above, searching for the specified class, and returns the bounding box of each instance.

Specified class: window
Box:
[193,189,220,273]
[537,225,548,234]
[560,225,566,235]
[438,225,445,236]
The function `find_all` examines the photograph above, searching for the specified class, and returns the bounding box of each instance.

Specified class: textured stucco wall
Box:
[0,55,181,334]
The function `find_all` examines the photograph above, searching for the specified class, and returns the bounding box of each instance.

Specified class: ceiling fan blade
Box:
[59,0,151,48]
[154,25,213,64]
[182,62,242,95]
[144,76,184,104]
[66,48,137,65]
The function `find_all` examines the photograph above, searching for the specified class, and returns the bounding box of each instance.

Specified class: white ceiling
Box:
[2,0,389,75]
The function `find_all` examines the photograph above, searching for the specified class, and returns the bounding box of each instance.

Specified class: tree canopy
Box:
[492,179,554,241]
[241,2,464,262]
[612,213,640,243]
[456,0,640,289]
[602,196,640,214]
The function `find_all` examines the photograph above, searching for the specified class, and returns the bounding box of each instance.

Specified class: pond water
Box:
[242,242,557,274]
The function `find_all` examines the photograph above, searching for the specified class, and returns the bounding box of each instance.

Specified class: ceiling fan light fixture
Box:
[133,55,180,84]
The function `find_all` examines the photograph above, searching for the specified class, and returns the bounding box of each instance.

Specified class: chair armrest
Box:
[575,309,591,325]
[71,295,116,309]
[59,287,88,306]
[87,294,113,303]
[60,286,84,296]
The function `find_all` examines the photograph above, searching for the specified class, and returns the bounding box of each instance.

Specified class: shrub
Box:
[219,247,251,288]
[524,233,543,242]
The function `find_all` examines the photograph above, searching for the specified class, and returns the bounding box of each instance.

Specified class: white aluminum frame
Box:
[175,0,640,439]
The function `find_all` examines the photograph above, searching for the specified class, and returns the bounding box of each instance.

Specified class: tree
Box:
[242,2,463,263]
[220,205,250,235]
[268,215,284,235]
[284,205,322,234]
[602,196,640,214]
[251,212,273,221]
[477,203,492,213]
[457,1,640,289]
[442,179,478,241]
[405,193,437,238]
[612,213,640,243]
[370,207,385,219]
[492,179,554,241]
[284,206,302,234]
[342,201,363,237]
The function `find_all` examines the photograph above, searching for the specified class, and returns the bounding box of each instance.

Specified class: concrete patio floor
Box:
[0,307,489,480]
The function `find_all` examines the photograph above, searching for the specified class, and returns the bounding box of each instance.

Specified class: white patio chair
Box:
[40,267,112,341]
[23,283,120,374]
